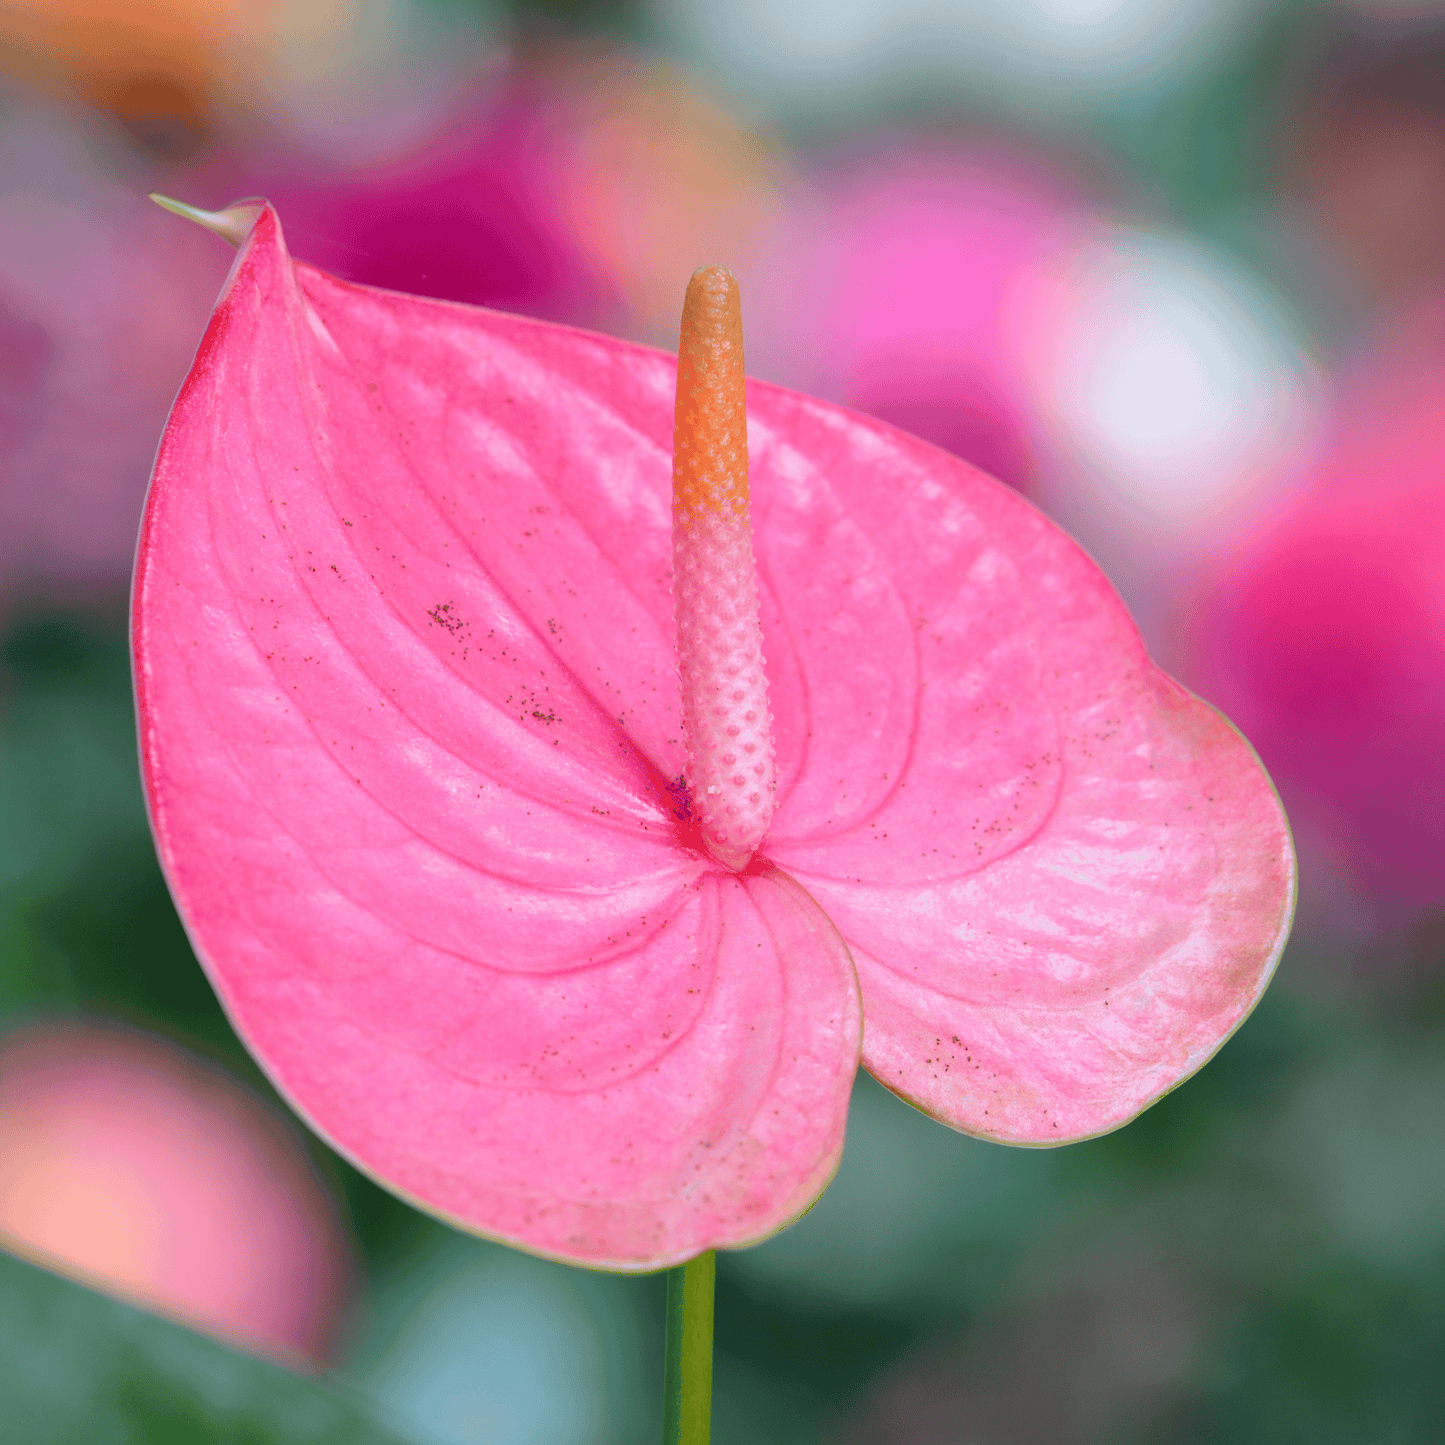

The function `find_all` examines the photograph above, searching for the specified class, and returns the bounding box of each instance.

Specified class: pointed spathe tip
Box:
[150,194,266,248]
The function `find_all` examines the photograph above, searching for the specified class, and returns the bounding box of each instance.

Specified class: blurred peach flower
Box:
[0,1021,351,1365]
[0,0,265,148]
[0,0,466,157]
[538,50,786,341]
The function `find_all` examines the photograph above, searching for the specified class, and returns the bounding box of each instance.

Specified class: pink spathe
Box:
[135,204,1295,1269]
[0,1022,350,1365]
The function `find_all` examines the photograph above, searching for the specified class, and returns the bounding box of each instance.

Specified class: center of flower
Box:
[671,266,777,871]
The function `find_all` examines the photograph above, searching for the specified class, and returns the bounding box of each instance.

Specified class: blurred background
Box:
[2,0,1444,1440]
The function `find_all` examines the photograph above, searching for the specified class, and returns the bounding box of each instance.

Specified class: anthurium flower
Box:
[135,200,1294,1270]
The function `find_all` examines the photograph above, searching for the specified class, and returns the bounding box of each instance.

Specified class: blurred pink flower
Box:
[747,138,1103,492]
[1191,320,1445,923]
[1003,224,1320,664]
[0,95,230,596]
[0,1021,351,1366]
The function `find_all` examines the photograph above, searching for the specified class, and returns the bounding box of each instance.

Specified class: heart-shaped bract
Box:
[135,204,1295,1269]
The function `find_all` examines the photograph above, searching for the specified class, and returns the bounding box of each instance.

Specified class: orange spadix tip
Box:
[670,264,776,869]
[673,265,748,518]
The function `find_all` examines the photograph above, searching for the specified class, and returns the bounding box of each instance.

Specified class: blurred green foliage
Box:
[0,1250,409,1444]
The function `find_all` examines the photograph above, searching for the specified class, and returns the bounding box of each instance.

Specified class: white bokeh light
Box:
[1009,226,1317,532]
[1003,223,1320,654]
[656,0,1271,113]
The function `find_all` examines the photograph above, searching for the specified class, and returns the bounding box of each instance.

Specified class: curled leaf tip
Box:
[149,194,266,248]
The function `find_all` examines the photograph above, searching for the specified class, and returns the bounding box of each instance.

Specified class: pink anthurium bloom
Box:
[134,200,1295,1271]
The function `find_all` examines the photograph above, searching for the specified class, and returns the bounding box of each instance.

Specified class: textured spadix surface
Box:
[135,205,1294,1268]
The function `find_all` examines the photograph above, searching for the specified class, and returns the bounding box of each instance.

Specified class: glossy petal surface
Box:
[137,205,1293,1266]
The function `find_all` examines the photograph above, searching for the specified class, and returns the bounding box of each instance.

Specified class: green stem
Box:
[662,1250,715,1445]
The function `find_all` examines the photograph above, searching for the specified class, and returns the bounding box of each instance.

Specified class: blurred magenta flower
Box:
[252,87,610,328]
[247,49,783,341]
[133,202,1293,1269]
[1192,324,1445,925]
[0,1021,351,1365]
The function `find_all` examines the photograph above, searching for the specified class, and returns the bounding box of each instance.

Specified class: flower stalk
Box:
[662,1250,715,1445]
